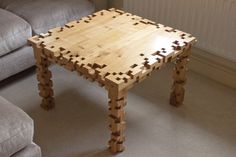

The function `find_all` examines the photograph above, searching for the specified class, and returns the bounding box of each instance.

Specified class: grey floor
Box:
[0,64,236,157]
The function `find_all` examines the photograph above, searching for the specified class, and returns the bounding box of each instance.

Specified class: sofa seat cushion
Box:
[0,46,35,81]
[0,96,34,157]
[0,8,32,57]
[3,0,94,34]
[12,143,41,157]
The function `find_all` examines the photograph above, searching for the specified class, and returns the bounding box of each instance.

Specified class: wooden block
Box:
[109,107,125,118]
[109,140,125,153]
[110,121,126,131]
[41,97,55,110]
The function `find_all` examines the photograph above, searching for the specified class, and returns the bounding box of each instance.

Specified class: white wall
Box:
[124,0,236,62]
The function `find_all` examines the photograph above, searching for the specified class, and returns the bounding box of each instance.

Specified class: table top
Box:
[28,8,197,91]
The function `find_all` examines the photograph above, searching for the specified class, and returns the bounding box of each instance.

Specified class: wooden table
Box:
[28,8,197,153]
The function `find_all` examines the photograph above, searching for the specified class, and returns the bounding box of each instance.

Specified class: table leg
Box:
[108,88,127,153]
[170,48,190,107]
[34,47,55,110]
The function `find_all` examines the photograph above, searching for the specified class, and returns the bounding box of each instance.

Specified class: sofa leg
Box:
[34,47,55,110]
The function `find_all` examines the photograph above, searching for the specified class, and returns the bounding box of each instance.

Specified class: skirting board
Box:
[189,48,236,89]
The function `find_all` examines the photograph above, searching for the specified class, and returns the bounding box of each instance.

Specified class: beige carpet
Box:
[0,64,236,157]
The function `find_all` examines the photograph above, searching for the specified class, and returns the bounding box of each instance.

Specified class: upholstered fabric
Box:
[11,143,41,157]
[0,96,34,157]
[0,8,32,57]
[3,0,95,34]
[0,0,95,80]
[0,152,7,157]
[0,0,93,8]
[0,46,35,81]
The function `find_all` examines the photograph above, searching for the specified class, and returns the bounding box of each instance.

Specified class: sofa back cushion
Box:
[0,8,32,57]
[2,0,95,34]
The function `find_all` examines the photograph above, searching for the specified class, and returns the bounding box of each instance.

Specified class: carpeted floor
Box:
[0,64,236,157]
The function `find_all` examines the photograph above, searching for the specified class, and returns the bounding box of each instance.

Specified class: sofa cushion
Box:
[0,96,34,157]
[3,0,95,34]
[0,8,32,57]
[0,46,35,81]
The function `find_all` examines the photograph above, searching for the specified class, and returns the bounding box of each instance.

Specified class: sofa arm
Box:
[0,97,34,157]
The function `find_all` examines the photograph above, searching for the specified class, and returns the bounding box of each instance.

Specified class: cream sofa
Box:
[0,0,95,81]
[0,96,41,157]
